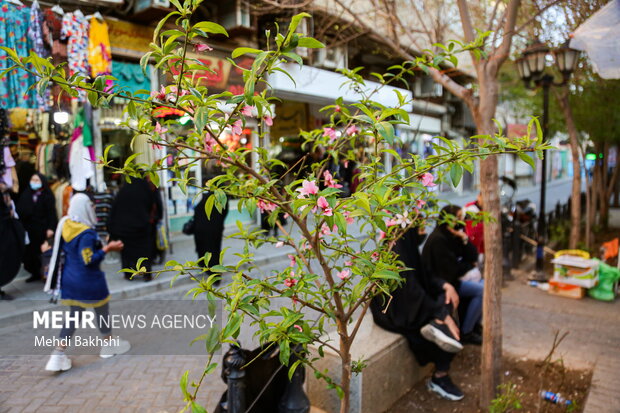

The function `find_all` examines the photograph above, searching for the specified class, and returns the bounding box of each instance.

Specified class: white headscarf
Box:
[67,193,97,228]
[44,193,97,294]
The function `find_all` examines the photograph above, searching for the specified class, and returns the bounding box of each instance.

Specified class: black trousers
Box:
[59,304,112,339]
[23,238,43,277]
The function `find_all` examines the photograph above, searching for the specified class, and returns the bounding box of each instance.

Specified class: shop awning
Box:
[570,0,620,79]
[267,63,413,111]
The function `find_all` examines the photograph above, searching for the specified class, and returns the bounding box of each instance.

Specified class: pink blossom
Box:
[296,180,319,198]
[335,105,341,112]
[416,199,426,208]
[346,125,359,136]
[241,105,254,116]
[284,277,298,288]
[337,269,350,280]
[420,172,437,187]
[154,122,168,134]
[275,241,284,248]
[394,211,411,228]
[231,119,243,135]
[288,254,297,267]
[343,211,354,225]
[320,223,332,236]
[283,213,290,219]
[151,85,166,101]
[323,170,343,189]
[194,42,213,52]
[344,260,353,266]
[204,134,217,152]
[264,115,273,127]
[371,252,380,262]
[323,127,337,142]
[386,218,399,227]
[316,196,333,216]
[379,230,386,240]
[293,324,303,332]
[343,160,349,168]
[257,199,277,213]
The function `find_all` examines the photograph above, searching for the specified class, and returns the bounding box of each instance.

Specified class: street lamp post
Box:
[516,39,580,277]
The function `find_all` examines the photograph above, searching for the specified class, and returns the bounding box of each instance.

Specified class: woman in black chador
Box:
[370,226,466,401]
[16,173,57,282]
[193,189,228,285]
[108,177,162,281]
[0,182,25,298]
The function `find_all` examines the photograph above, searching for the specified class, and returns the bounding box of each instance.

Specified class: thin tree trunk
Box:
[477,78,502,409]
[555,87,581,248]
[338,325,351,413]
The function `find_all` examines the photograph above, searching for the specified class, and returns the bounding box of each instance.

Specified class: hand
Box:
[443,315,460,341]
[443,282,460,309]
[104,240,124,253]
[46,229,54,239]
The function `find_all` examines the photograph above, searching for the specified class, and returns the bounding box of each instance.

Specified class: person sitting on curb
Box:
[44,193,129,372]
[371,226,465,401]
[422,204,483,345]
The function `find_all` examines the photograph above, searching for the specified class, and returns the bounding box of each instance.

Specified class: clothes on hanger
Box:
[61,9,90,101]
[27,0,50,110]
[88,16,112,77]
[0,0,38,109]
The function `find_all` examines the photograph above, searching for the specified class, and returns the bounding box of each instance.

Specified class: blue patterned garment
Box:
[0,0,38,109]
[112,61,152,96]
[28,0,49,109]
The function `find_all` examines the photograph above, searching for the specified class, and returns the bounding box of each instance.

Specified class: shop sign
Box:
[108,20,153,56]
[168,53,254,95]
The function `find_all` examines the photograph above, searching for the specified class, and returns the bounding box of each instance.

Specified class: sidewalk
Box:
[0,228,295,326]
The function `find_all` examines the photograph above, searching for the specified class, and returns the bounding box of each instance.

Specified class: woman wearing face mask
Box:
[17,173,58,282]
[44,193,128,372]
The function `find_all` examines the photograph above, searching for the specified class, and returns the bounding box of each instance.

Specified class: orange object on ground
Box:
[601,238,619,261]
[548,279,586,299]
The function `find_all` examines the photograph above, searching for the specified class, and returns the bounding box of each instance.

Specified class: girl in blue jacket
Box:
[44,193,128,372]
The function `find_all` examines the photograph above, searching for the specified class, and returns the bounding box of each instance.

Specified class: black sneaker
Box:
[462,331,483,345]
[428,375,464,401]
[420,321,463,353]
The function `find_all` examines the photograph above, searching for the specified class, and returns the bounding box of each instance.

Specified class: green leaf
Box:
[450,164,463,187]
[518,152,535,169]
[152,11,181,43]
[205,325,221,354]
[371,269,401,281]
[204,194,215,219]
[286,12,312,42]
[231,47,261,59]
[191,402,207,413]
[180,370,190,399]
[297,37,325,49]
[376,121,395,144]
[283,52,303,67]
[193,21,229,37]
[279,340,291,365]
[193,106,209,132]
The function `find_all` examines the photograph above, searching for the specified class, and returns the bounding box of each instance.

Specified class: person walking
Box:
[108,177,162,281]
[194,188,228,285]
[17,173,57,282]
[44,193,129,372]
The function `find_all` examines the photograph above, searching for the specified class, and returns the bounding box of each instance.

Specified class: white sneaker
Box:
[45,353,72,372]
[100,338,131,359]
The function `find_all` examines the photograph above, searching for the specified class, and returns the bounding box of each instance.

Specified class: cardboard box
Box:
[551,255,599,288]
[548,279,586,299]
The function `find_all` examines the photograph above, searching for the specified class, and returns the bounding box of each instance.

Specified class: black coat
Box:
[0,195,26,286]
[16,174,57,243]
[194,192,228,256]
[108,178,162,238]
[421,225,479,288]
[370,228,453,367]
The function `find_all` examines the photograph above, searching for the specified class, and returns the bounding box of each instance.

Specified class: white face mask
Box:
[30,181,42,191]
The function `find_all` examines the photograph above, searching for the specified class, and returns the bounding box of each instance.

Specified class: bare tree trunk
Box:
[337,325,351,413]
[477,78,502,410]
[555,87,581,248]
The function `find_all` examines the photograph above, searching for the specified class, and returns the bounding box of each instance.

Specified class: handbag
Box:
[182,217,195,235]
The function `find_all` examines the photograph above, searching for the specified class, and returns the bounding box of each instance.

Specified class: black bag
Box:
[182,217,195,235]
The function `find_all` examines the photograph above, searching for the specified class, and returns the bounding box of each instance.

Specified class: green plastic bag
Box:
[588,260,620,301]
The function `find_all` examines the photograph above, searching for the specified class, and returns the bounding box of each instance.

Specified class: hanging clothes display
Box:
[112,61,152,96]
[43,8,67,65]
[0,0,38,108]
[28,0,50,110]
[68,127,95,191]
[61,9,90,102]
[88,17,112,77]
